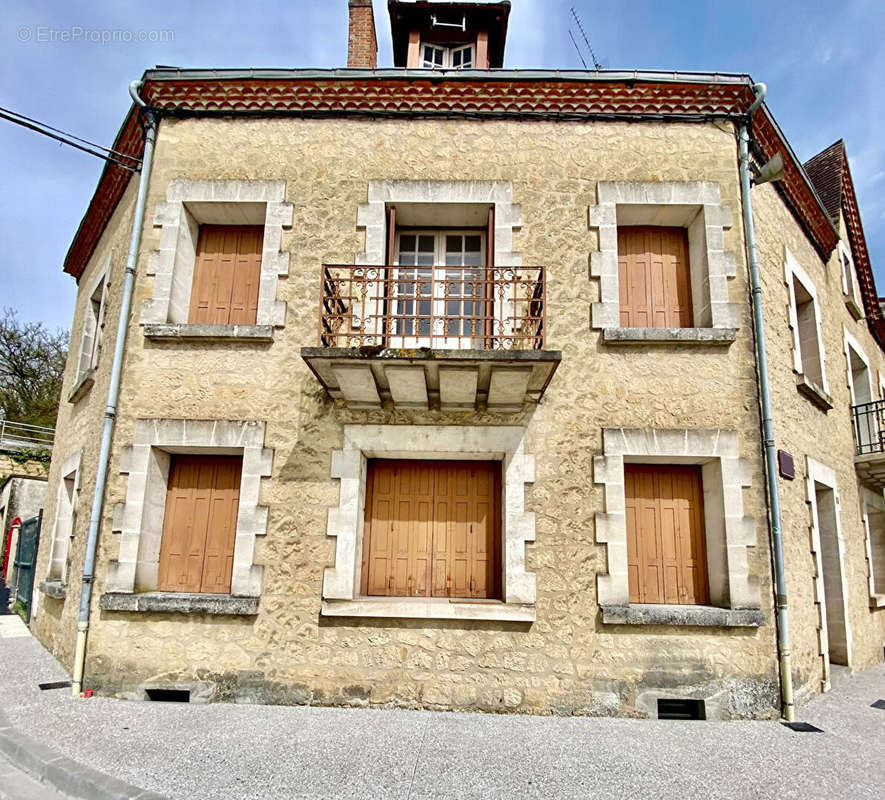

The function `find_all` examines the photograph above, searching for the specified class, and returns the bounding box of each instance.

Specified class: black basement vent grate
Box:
[870,699,885,710]
[38,681,72,691]
[145,688,191,703]
[781,721,823,733]
[657,698,706,720]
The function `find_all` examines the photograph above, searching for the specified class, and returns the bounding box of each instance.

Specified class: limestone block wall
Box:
[752,184,885,701]
[34,116,785,717]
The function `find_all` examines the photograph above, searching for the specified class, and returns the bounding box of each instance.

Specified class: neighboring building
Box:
[30,0,885,718]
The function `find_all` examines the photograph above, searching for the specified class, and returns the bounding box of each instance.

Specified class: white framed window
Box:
[76,257,110,381]
[785,248,829,399]
[421,42,474,69]
[844,328,876,452]
[587,182,740,338]
[839,242,863,319]
[142,180,292,337]
[861,487,885,608]
[105,419,273,598]
[321,424,536,622]
[47,450,81,583]
[394,230,485,348]
[594,427,762,623]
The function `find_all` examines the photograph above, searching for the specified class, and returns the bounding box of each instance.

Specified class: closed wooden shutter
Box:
[189,225,263,325]
[362,460,500,599]
[625,464,709,605]
[157,455,242,594]
[618,226,693,328]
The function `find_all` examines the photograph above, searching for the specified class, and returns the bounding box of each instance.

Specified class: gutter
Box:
[71,81,159,696]
[738,83,795,722]
[142,66,755,84]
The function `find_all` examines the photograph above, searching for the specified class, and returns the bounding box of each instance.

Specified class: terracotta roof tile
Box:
[803,140,844,223]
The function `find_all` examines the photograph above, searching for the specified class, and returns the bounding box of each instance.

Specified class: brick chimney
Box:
[348,0,378,68]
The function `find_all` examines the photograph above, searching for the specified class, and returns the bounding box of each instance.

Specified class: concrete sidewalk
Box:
[1,627,884,800]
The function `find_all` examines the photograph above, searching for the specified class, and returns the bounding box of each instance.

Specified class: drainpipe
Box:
[739,81,795,722]
[72,81,158,696]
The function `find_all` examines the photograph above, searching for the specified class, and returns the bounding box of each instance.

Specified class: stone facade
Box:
[28,109,881,719]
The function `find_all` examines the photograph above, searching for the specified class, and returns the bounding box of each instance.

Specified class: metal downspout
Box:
[739,82,795,721]
[71,81,157,696]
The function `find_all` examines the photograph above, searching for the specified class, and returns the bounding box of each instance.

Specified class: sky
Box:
[1,0,883,332]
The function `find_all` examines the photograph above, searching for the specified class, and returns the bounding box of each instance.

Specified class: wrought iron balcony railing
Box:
[0,419,54,450]
[852,399,885,456]
[318,264,545,350]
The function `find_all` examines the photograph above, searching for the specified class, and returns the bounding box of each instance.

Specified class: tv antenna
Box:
[569,7,603,71]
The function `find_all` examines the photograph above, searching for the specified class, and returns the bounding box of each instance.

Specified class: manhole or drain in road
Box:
[38,681,72,691]
[781,721,824,733]
[870,699,885,710]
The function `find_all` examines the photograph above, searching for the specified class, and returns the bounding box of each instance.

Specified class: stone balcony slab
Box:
[301,347,561,412]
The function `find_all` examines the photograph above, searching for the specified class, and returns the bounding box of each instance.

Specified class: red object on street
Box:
[1,517,22,577]
[81,690,94,698]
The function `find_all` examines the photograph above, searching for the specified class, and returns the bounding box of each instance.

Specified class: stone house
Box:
[30,0,885,719]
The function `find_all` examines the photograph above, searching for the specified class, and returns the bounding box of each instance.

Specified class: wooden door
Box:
[618,226,693,328]
[157,455,242,594]
[189,225,263,325]
[362,460,499,599]
[625,464,709,605]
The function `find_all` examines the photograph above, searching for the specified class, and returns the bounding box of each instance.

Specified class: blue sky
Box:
[1,0,883,332]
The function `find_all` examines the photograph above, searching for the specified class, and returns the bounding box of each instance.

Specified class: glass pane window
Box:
[423,45,445,69]
[394,231,486,346]
[452,45,474,69]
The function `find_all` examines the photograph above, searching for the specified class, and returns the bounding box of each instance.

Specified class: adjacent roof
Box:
[804,140,844,222]
[805,139,883,341]
[388,1,511,68]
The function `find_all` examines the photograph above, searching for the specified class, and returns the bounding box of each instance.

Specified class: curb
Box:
[0,709,167,800]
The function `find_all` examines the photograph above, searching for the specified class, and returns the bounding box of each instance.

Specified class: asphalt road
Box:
[1,618,884,800]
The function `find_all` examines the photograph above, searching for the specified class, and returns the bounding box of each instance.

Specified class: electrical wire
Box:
[0,107,141,171]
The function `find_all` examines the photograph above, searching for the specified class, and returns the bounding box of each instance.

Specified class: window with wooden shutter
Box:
[625,464,709,605]
[361,460,500,599]
[618,226,693,328]
[157,455,242,594]
[189,225,263,325]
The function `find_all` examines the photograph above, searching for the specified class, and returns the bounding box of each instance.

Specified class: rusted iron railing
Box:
[318,264,545,350]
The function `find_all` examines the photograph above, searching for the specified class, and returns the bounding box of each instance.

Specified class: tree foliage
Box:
[0,308,68,429]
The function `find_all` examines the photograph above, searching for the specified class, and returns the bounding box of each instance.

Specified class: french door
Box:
[393,231,486,349]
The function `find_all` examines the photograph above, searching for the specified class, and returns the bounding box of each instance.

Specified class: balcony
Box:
[301,264,560,411]
[853,400,885,488]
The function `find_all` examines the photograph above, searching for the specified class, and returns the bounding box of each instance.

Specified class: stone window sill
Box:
[99,592,259,616]
[321,597,535,622]
[600,604,764,627]
[845,294,864,321]
[143,324,274,343]
[870,594,885,609]
[67,370,95,404]
[796,374,833,411]
[602,327,737,346]
[38,581,66,600]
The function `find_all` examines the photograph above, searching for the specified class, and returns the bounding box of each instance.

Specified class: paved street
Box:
[0,622,883,800]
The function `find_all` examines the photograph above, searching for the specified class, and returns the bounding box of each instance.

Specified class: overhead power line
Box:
[0,106,141,171]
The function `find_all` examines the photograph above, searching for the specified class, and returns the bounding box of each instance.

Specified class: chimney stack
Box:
[348,0,378,68]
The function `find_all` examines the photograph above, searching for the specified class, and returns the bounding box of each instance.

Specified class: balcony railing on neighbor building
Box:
[0,420,55,451]
[318,265,546,350]
[852,400,885,456]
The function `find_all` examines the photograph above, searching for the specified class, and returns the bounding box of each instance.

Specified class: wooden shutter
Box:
[618,226,693,328]
[189,225,263,325]
[625,464,709,605]
[362,460,499,599]
[157,455,242,594]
